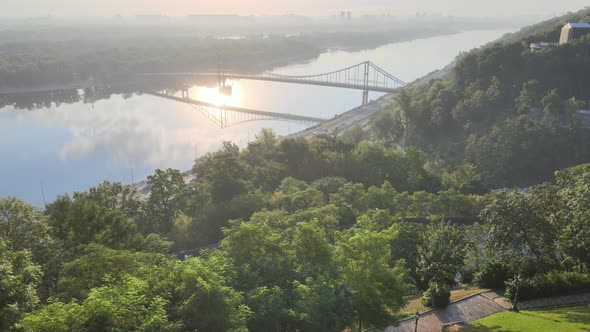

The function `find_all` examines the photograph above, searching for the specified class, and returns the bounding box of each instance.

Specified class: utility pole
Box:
[217,54,222,89]
[40,181,47,207]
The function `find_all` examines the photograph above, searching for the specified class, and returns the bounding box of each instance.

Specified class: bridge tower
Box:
[181,87,190,99]
[217,55,232,96]
[362,61,370,105]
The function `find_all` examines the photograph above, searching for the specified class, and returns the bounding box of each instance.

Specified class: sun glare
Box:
[193,83,241,107]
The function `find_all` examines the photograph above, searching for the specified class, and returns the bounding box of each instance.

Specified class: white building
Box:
[529,42,558,52]
[559,23,590,44]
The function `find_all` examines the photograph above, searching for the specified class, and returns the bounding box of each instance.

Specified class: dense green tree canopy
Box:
[0,241,42,330]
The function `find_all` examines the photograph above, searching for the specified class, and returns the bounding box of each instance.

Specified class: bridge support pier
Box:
[181,88,190,99]
[362,90,369,105]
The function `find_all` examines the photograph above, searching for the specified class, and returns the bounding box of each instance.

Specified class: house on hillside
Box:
[529,42,558,52]
[559,23,590,44]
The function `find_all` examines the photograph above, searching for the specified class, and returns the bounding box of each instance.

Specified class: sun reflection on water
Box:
[191,82,241,107]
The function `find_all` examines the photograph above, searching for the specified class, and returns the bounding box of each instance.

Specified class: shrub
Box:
[474,259,509,289]
[506,271,590,301]
[311,177,349,195]
[460,268,475,284]
[421,282,451,308]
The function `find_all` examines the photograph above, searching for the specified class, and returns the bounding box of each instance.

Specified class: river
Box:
[0,29,512,206]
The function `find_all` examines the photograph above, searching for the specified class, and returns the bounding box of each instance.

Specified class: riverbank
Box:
[289,59,456,140]
[0,80,101,95]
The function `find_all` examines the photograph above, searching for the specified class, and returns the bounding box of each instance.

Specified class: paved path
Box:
[288,93,395,139]
[386,291,509,332]
[386,291,590,332]
[518,292,590,310]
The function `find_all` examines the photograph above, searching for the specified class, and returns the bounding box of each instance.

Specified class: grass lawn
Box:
[463,304,590,332]
[400,286,487,315]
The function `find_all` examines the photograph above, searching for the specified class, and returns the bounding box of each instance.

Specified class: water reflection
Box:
[191,81,241,107]
[0,89,307,205]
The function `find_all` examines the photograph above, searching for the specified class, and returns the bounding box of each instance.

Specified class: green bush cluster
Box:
[506,271,590,301]
[460,268,475,284]
[421,282,451,308]
[474,260,510,289]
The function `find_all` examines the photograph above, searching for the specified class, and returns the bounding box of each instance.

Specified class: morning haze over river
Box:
[2,29,510,205]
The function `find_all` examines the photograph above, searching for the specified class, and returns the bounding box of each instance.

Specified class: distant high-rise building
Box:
[559,23,590,44]
[347,12,352,20]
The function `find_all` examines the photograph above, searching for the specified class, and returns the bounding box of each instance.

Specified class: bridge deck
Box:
[145,91,326,123]
[142,73,398,93]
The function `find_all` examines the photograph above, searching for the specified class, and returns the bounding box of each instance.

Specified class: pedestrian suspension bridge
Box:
[143,61,406,105]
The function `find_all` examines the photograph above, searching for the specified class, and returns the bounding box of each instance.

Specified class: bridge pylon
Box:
[361,61,370,105]
[181,87,190,99]
[362,90,369,105]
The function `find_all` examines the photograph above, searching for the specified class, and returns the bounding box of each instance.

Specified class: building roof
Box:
[565,22,590,29]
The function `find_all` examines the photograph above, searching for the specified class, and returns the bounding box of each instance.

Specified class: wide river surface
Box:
[1,29,512,206]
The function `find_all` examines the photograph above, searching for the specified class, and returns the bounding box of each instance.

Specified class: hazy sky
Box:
[2,0,589,18]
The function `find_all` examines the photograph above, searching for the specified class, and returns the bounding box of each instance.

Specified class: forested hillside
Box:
[2,129,590,331]
[372,8,590,188]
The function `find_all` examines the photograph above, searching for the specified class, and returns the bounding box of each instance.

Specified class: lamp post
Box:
[414,310,420,332]
[511,275,521,312]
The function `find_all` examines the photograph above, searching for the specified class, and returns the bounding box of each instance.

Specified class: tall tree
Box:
[146,168,188,234]
[541,89,564,117]
[0,240,42,330]
[169,257,249,332]
[417,222,467,288]
[47,195,141,251]
[193,142,252,202]
[516,80,541,114]
[554,171,590,270]
[335,229,404,330]
[482,192,557,309]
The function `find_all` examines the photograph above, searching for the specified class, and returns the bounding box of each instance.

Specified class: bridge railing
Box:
[223,61,406,91]
[142,61,406,92]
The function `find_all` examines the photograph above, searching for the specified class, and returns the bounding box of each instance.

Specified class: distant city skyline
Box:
[1,0,589,18]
